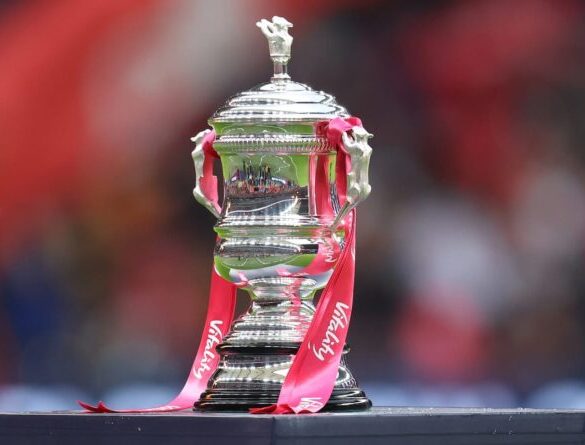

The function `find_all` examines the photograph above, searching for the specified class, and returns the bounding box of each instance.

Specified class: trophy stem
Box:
[194,282,371,411]
[272,60,290,81]
[222,278,317,351]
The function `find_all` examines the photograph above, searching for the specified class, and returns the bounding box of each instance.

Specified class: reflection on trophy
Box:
[191,16,373,411]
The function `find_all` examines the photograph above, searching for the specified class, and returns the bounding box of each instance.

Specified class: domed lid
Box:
[209,16,349,126]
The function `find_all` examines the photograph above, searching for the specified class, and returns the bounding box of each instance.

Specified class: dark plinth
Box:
[2,407,585,444]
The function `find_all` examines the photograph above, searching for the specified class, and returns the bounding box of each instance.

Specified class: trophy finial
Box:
[256,16,293,81]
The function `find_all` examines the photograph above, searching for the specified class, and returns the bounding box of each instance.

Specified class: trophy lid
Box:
[209,16,349,126]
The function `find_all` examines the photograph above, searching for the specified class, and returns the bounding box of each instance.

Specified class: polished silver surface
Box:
[209,81,349,125]
[213,150,342,300]
[257,16,293,80]
[332,126,373,229]
[191,16,372,408]
[210,17,348,126]
[191,129,220,219]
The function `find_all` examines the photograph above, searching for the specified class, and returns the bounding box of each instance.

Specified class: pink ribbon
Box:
[79,117,362,414]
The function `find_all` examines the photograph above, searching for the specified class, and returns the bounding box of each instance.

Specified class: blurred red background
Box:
[2,0,585,409]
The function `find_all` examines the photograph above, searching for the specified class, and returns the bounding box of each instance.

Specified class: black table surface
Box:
[1,407,585,445]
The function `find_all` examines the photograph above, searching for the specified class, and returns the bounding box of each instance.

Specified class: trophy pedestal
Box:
[193,300,371,412]
[194,346,371,412]
[193,389,372,412]
[195,387,370,412]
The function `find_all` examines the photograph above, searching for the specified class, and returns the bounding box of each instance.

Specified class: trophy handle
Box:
[191,129,221,219]
[331,125,373,230]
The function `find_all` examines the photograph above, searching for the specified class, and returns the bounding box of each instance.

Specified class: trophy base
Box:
[194,388,371,412]
[193,300,370,412]
[193,343,371,412]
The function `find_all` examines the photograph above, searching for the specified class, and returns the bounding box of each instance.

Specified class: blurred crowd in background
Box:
[2,0,585,410]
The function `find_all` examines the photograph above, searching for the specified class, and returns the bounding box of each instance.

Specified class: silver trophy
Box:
[191,17,372,411]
